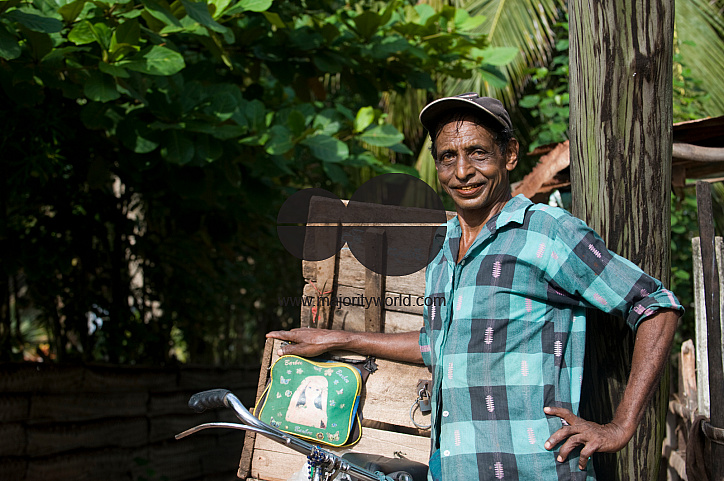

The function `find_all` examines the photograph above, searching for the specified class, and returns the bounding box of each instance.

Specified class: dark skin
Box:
[268,115,681,471]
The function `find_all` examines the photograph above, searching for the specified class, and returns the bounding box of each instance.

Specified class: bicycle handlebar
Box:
[188,389,231,413]
[177,390,393,481]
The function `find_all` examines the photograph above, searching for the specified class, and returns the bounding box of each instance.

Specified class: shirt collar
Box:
[441,194,532,263]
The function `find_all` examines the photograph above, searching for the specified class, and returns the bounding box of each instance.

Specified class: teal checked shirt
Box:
[418,195,682,481]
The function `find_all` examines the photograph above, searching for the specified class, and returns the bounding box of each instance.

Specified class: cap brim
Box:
[419,97,507,133]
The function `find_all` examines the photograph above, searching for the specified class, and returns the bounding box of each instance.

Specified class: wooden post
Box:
[569,1,674,479]
[364,228,386,333]
[695,182,724,480]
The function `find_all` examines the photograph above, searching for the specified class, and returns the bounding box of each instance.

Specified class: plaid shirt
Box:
[419,195,682,481]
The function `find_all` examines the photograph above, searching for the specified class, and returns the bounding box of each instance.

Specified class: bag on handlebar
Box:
[254,354,375,448]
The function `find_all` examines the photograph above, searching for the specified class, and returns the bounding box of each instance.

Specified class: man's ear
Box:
[506,138,519,172]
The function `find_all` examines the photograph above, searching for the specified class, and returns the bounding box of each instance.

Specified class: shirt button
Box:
[443,450,450,457]
[442,410,449,417]
[460,260,466,266]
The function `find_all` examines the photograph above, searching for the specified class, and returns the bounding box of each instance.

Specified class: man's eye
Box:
[441,153,455,163]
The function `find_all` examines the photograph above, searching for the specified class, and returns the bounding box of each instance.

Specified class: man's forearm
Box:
[266,329,424,364]
[611,308,680,437]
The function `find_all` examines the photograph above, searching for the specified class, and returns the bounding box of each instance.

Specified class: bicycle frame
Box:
[176,389,402,481]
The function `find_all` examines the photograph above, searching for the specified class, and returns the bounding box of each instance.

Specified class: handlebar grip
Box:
[189,389,231,413]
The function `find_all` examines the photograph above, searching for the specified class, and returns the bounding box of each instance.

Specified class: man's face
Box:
[434,116,518,214]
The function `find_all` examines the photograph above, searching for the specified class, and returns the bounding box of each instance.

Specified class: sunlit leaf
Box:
[360,124,404,147]
[302,135,349,163]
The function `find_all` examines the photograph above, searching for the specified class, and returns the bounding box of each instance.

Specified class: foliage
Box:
[675,0,724,117]
[448,0,567,107]
[516,18,569,152]
[0,0,510,364]
[670,190,699,350]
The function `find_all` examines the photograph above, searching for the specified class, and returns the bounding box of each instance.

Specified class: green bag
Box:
[254,355,366,447]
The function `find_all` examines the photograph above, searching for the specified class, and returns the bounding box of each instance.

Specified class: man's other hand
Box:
[543,406,631,471]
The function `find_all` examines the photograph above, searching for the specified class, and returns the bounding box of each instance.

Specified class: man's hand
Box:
[266,328,347,357]
[543,406,631,471]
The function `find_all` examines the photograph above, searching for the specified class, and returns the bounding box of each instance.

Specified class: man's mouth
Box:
[454,183,484,195]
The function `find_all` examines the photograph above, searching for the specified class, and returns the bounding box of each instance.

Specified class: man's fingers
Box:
[578,444,598,470]
[556,434,583,462]
[544,423,577,451]
[544,406,578,425]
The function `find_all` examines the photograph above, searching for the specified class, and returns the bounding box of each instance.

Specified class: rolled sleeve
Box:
[419,326,432,367]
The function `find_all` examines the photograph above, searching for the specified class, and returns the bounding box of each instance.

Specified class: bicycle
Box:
[176,389,428,481]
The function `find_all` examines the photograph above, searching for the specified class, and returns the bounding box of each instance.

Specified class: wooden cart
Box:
[238,197,454,480]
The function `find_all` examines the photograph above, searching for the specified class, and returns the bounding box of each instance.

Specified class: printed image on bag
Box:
[254,355,363,447]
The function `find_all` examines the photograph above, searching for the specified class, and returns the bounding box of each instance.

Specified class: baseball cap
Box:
[419,93,513,133]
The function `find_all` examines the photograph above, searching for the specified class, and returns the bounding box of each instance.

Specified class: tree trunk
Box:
[569,1,674,480]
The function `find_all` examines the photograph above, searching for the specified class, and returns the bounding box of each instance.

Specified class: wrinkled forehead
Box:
[433,113,498,142]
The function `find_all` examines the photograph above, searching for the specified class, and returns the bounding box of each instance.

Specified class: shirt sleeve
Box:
[545,212,683,330]
[419,326,432,367]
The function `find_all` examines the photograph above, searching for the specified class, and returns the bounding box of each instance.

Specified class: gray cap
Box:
[419,92,513,133]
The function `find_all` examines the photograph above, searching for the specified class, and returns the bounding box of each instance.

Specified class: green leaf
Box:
[518,95,540,108]
[302,135,349,163]
[455,10,486,31]
[84,71,120,102]
[474,46,518,66]
[68,21,95,45]
[359,124,404,147]
[262,11,284,28]
[413,4,436,26]
[162,130,194,164]
[58,0,86,23]
[287,109,306,136]
[352,11,381,39]
[112,18,140,49]
[5,10,63,33]
[119,45,185,75]
[181,0,228,33]
[98,62,130,78]
[224,0,272,14]
[389,143,413,155]
[323,162,348,185]
[265,125,294,155]
[478,65,508,89]
[141,0,182,28]
[354,106,375,133]
[0,26,21,60]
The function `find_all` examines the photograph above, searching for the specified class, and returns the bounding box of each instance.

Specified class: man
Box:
[268,93,682,480]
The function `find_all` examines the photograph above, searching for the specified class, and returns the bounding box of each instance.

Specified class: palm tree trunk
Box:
[569,1,674,480]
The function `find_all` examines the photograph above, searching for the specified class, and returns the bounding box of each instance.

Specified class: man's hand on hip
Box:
[543,406,632,471]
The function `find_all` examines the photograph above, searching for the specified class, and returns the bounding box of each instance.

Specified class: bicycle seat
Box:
[341,453,428,481]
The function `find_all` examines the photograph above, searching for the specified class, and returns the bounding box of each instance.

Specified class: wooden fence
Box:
[0,362,258,481]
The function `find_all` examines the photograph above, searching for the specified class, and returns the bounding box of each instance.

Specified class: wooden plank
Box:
[83,367,177,392]
[364,229,386,333]
[25,447,134,480]
[178,367,258,392]
[695,181,724,480]
[239,337,276,479]
[26,418,148,457]
[337,249,427,297]
[0,395,30,422]
[0,457,27,480]
[361,359,432,430]
[0,423,26,456]
[692,236,724,417]
[336,285,428,317]
[29,392,148,422]
[680,339,697,410]
[331,305,424,334]
[250,426,430,481]
[0,364,84,393]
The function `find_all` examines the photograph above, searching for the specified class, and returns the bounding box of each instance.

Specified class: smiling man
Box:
[268,93,683,480]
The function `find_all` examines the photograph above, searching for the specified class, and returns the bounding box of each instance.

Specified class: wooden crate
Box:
[238,197,454,480]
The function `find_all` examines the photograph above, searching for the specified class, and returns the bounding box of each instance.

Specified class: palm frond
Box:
[447,0,567,108]
[676,0,724,116]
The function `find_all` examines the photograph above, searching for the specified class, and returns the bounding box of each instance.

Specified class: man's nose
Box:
[454,154,476,179]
